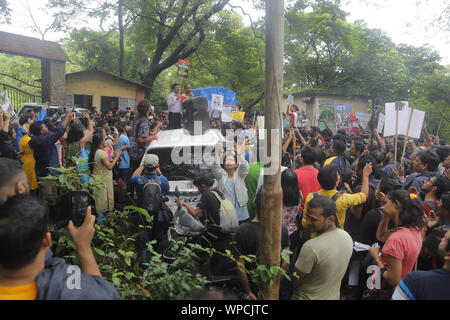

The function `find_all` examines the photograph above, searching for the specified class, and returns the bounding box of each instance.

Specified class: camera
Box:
[48,190,96,230]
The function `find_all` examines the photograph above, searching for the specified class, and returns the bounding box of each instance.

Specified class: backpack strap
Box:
[331,192,342,202]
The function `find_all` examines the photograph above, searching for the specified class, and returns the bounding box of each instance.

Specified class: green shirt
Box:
[245,162,264,219]
[292,228,353,300]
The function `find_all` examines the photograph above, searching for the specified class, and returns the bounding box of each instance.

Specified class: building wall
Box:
[65,72,138,111]
[282,94,370,123]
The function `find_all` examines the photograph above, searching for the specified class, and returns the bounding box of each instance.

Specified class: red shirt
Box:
[294,167,321,210]
[381,227,422,280]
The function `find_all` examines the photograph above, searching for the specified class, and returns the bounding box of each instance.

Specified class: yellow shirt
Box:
[323,156,337,167]
[19,135,38,190]
[302,189,367,239]
[0,282,37,300]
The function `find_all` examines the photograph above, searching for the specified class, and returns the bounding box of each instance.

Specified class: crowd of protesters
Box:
[0,84,450,300]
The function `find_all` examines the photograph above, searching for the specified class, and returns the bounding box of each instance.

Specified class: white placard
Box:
[221,106,232,122]
[407,108,425,139]
[257,116,265,140]
[384,102,425,139]
[384,101,410,137]
[377,113,385,133]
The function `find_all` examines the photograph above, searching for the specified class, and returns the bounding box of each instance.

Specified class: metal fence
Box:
[1,83,42,111]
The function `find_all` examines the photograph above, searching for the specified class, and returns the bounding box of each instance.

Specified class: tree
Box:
[0,0,11,24]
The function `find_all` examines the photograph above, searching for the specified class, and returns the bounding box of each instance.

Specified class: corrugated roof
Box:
[0,31,70,62]
[66,69,150,89]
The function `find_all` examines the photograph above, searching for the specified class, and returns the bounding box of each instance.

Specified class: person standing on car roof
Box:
[166,83,182,130]
[129,99,153,174]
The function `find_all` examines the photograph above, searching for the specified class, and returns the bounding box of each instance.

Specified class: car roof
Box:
[147,128,225,150]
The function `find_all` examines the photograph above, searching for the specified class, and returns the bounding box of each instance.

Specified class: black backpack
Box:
[141,176,163,215]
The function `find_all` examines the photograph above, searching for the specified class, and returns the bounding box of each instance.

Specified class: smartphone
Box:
[71,190,91,227]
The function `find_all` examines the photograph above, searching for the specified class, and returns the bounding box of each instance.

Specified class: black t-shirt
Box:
[235,221,290,272]
[357,208,396,246]
[0,131,17,160]
[197,188,223,226]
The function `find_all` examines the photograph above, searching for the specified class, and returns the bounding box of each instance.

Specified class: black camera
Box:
[48,190,96,230]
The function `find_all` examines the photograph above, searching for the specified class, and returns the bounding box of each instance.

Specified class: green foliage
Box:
[0,53,41,96]
[0,0,11,24]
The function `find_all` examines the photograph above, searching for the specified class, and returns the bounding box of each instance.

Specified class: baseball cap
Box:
[142,153,159,168]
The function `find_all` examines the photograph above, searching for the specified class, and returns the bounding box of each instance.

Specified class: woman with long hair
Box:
[63,112,93,182]
[368,189,424,291]
[88,131,122,225]
[281,169,303,249]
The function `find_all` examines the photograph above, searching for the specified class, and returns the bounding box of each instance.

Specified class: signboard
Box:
[177,59,190,78]
[377,113,385,134]
[231,111,245,122]
[221,107,232,122]
[287,95,294,106]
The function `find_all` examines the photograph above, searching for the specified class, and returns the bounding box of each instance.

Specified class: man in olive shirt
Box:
[291,195,353,300]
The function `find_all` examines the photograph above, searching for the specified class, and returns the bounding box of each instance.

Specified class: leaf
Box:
[93,247,105,256]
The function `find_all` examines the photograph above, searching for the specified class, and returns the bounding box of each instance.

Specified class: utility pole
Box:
[259,0,284,300]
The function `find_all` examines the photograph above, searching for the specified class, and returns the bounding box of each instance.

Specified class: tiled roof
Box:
[0,31,70,62]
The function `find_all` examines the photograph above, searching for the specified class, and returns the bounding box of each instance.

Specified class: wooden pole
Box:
[436,116,443,137]
[394,102,400,167]
[260,0,284,300]
[400,108,414,169]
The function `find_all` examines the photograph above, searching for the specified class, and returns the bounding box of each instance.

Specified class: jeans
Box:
[118,168,131,204]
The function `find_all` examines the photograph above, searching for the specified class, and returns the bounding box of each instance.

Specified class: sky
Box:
[1,0,449,65]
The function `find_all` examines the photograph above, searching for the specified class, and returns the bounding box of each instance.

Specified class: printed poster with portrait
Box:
[211,94,224,119]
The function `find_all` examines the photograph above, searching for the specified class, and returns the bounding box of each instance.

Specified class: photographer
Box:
[0,194,120,300]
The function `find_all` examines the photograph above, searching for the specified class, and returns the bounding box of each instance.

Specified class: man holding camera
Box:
[0,194,120,300]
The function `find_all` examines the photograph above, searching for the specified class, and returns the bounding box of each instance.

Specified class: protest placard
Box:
[257,116,265,140]
[231,111,245,122]
[211,94,224,116]
[384,102,425,139]
[177,59,190,79]
[0,91,16,120]
[221,107,232,122]
[356,112,371,129]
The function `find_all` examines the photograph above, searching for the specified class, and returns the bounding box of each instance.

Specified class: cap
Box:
[143,153,159,168]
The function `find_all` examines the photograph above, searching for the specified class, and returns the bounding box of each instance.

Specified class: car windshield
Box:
[148,147,214,181]
[18,106,58,119]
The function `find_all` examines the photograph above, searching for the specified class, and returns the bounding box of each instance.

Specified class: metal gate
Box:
[0,72,42,111]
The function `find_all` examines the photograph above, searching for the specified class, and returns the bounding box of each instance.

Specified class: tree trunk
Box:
[243,91,264,113]
[118,0,124,77]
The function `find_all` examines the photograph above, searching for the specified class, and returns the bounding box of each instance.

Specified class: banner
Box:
[177,59,190,79]
[334,104,352,132]
[0,91,16,120]
[231,111,245,122]
[221,107,232,122]
[317,104,336,131]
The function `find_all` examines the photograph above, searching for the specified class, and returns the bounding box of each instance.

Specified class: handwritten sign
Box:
[231,111,245,122]
[177,59,190,78]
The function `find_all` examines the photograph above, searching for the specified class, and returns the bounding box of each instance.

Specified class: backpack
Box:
[141,176,163,215]
[210,191,239,234]
[312,192,342,228]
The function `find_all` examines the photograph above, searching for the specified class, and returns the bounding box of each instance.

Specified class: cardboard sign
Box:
[177,59,190,78]
[231,111,245,122]
[221,107,232,122]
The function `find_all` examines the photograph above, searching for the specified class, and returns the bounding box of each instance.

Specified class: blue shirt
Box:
[13,109,47,152]
[131,173,169,208]
[114,134,130,169]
